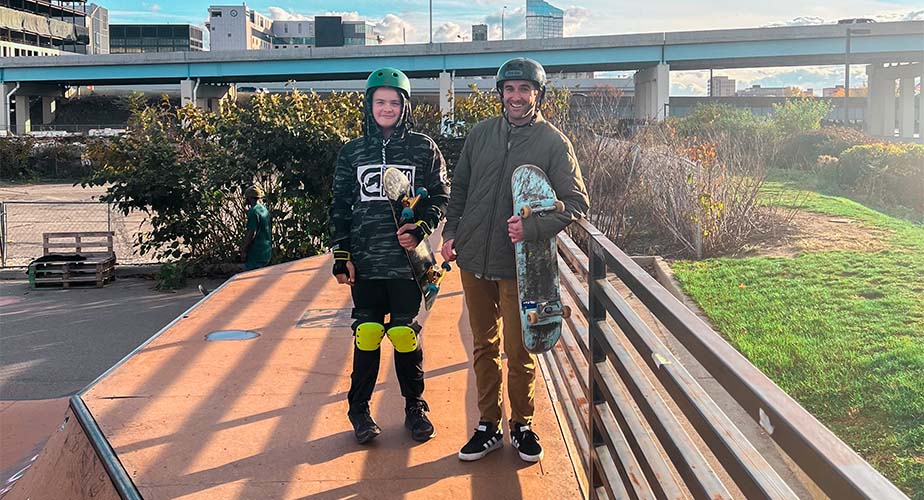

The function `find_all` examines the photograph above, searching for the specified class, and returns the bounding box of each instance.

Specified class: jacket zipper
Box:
[482,124,513,276]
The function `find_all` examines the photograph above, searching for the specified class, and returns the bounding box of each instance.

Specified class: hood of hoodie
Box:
[362,88,415,141]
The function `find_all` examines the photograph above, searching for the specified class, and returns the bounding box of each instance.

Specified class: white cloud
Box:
[376,13,418,44]
[266,7,311,21]
[761,16,825,28]
[482,6,526,40]
[325,11,364,22]
[150,4,161,13]
[434,22,466,42]
[564,6,591,36]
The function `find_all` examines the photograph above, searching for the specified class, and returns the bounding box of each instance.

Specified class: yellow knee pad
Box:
[386,325,418,353]
[355,322,385,351]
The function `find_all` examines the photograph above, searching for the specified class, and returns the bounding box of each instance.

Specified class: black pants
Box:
[347,279,424,412]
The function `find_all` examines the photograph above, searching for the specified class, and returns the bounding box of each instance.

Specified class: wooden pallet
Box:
[28,232,117,289]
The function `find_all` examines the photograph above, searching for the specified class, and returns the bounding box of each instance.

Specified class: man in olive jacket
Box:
[441,57,589,463]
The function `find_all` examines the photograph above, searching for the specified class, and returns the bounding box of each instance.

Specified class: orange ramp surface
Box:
[5,255,582,499]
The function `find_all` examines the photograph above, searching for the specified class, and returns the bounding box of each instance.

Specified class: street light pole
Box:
[429,0,433,44]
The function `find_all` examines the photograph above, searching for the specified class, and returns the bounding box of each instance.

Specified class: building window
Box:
[211,10,222,17]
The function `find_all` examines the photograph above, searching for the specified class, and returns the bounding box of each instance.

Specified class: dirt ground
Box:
[741,210,892,258]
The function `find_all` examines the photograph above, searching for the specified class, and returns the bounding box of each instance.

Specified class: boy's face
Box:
[501,80,539,126]
[372,87,402,132]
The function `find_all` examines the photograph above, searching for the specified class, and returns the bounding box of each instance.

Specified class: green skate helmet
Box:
[366,67,412,98]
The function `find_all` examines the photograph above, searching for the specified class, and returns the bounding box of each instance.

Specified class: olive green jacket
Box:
[443,114,589,279]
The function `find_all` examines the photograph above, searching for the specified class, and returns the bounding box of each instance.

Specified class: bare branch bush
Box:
[564,95,798,258]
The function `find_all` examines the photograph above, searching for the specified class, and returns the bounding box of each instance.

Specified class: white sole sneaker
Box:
[515,448,543,462]
[458,438,503,461]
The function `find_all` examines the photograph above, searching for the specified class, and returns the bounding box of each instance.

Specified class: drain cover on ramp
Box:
[204,330,260,341]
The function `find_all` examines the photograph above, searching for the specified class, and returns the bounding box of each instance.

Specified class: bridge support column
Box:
[898,76,915,139]
[634,64,669,121]
[0,82,13,136]
[15,94,31,135]
[180,79,197,108]
[201,84,236,113]
[865,65,882,136]
[181,80,236,112]
[42,96,57,125]
[439,71,454,135]
[868,66,897,138]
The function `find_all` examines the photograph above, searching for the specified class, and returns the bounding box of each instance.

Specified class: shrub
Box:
[771,98,832,138]
[776,126,873,170]
[0,137,34,180]
[83,91,359,265]
[838,143,924,218]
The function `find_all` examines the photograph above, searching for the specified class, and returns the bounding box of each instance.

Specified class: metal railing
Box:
[0,201,155,268]
[542,218,908,499]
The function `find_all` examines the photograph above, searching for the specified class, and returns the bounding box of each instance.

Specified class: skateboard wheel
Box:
[553,200,566,213]
[426,284,438,294]
[416,187,428,199]
[441,262,452,271]
[561,305,572,319]
[520,205,533,218]
[527,311,539,325]
[401,207,414,220]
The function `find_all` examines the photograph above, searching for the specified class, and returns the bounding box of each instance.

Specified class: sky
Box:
[101,0,924,95]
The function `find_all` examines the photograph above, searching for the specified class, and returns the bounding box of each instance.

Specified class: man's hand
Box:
[441,239,457,262]
[335,261,356,286]
[507,215,524,243]
[396,223,422,250]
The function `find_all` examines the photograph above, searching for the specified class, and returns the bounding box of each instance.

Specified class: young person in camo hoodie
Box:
[329,67,449,445]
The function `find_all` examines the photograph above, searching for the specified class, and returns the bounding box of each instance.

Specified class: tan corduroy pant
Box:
[460,270,536,426]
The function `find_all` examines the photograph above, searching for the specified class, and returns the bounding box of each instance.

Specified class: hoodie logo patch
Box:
[358,164,415,201]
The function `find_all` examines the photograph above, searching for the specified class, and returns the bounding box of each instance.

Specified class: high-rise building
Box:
[709,76,736,97]
[0,0,90,57]
[472,24,488,41]
[526,0,564,39]
[110,24,205,53]
[206,4,272,51]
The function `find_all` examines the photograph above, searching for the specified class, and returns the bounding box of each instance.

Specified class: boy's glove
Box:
[331,240,351,276]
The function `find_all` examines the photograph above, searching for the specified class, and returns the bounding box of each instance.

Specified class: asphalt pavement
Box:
[0,277,226,399]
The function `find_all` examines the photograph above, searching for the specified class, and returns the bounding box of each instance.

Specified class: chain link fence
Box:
[0,201,157,268]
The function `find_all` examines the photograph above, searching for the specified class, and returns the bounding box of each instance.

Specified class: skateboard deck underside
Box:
[512,164,563,354]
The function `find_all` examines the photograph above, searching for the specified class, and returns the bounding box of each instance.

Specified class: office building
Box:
[736,85,787,97]
[109,24,205,53]
[0,0,90,57]
[709,76,737,97]
[342,20,376,46]
[472,24,487,41]
[271,20,314,49]
[207,4,272,51]
[526,0,564,39]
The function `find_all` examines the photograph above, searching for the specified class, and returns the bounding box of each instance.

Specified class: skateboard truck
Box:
[519,200,565,219]
[399,187,429,222]
[424,262,452,301]
[523,299,572,325]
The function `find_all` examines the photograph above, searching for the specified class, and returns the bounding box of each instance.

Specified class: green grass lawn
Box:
[672,173,924,497]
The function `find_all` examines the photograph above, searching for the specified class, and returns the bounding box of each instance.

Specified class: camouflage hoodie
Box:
[329,92,449,280]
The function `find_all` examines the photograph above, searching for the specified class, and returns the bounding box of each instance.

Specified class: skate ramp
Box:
[2,255,582,499]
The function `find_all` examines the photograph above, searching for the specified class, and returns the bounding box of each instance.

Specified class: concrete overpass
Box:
[2,21,922,136]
